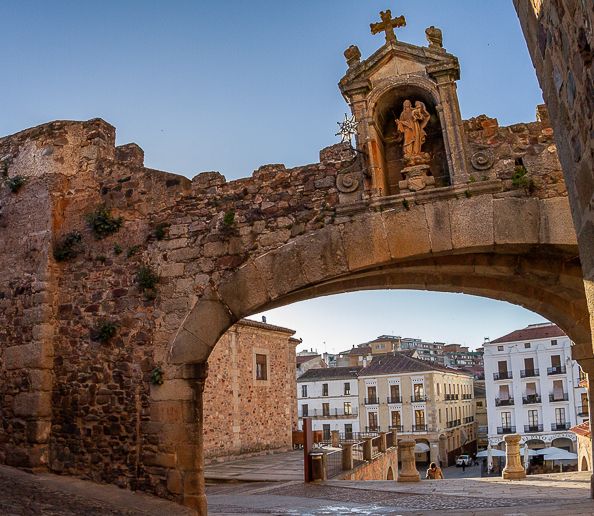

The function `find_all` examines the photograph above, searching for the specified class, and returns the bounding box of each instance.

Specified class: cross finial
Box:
[370,9,406,44]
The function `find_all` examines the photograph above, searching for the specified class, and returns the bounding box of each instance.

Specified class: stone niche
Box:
[374,85,448,194]
[339,21,470,198]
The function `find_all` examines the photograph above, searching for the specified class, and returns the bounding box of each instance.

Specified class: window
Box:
[551,339,557,346]
[551,354,561,367]
[439,408,442,422]
[367,386,377,403]
[524,342,531,349]
[301,404,308,417]
[322,403,330,416]
[255,353,267,380]
[501,411,511,427]
[436,383,440,396]
[413,383,425,399]
[301,385,307,398]
[497,360,508,373]
[344,424,353,439]
[344,382,350,395]
[368,412,378,431]
[344,402,352,415]
[552,379,564,400]
[414,409,425,426]
[528,410,538,426]
[322,383,329,396]
[390,384,400,401]
[497,345,504,351]
[555,407,566,424]
[476,401,483,407]
[391,410,401,428]
[322,424,331,440]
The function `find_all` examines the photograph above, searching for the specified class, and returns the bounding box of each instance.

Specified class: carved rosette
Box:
[471,150,494,170]
[336,172,360,193]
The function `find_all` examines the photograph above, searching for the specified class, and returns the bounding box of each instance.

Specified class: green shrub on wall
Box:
[86,206,123,239]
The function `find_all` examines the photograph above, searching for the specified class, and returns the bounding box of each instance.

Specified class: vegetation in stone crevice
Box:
[6,175,26,193]
[402,198,410,210]
[219,209,238,236]
[113,244,123,255]
[93,321,117,343]
[136,264,159,300]
[85,206,123,239]
[465,189,472,198]
[127,245,141,258]
[53,232,83,262]
[154,223,169,241]
[512,165,536,194]
[150,365,164,386]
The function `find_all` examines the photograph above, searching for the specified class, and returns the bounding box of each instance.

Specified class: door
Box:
[367,386,377,404]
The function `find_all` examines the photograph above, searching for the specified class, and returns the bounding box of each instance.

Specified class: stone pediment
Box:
[339,40,460,97]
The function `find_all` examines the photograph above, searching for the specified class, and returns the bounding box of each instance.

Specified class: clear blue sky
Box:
[2,1,548,350]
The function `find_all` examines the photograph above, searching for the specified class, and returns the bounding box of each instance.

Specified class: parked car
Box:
[456,454,472,467]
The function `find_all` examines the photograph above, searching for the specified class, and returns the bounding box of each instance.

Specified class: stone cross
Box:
[370,9,406,44]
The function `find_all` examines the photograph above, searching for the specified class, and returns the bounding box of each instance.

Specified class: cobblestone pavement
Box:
[207,472,594,515]
[205,450,304,482]
[0,465,192,516]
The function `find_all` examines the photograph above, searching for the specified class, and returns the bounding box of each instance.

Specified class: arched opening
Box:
[551,438,574,452]
[581,456,589,472]
[525,439,546,450]
[386,466,394,480]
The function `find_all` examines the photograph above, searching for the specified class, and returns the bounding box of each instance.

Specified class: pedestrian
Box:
[462,460,466,472]
[425,462,445,480]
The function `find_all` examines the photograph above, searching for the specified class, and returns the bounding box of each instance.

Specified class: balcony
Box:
[493,371,512,380]
[551,422,571,431]
[445,394,454,401]
[364,397,379,405]
[411,395,428,403]
[387,396,402,404]
[462,394,472,400]
[549,393,569,402]
[577,405,589,417]
[389,425,403,432]
[447,420,461,428]
[495,397,514,406]
[412,424,428,432]
[464,416,475,424]
[497,426,516,434]
[365,426,380,433]
[524,424,543,432]
[547,366,567,375]
[522,395,541,405]
[520,368,540,378]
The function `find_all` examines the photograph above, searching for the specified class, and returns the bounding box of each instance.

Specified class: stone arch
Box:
[551,437,573,452]
[386,465,394,480]
[580,455,590,472]
[525,439,546,450]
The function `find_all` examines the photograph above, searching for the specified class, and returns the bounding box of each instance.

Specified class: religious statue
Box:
[425,26,443,50]
[396,100,431,162]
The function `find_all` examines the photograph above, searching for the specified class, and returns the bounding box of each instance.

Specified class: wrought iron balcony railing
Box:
[524,424,543,432]
[547,366,567,375]
[387,396,402,404]
[412,424,428,432]
[364,397,379,405]
[411,395,427,403]
[495,397,514,406]
[497,426,516,434]
[520,368,540,378]
[549,393,569,402]
[493,371,512,380]
[522,395,541,404]
[551,422,571,431]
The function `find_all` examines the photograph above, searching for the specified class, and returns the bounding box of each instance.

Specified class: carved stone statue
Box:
[425,26,443,50]
[396,100,431,161]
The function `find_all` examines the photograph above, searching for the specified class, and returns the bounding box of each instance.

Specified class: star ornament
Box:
[336,114,358,144]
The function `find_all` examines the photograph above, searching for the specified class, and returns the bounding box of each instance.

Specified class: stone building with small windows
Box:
[357,353,475,466]
[203,319,298,463]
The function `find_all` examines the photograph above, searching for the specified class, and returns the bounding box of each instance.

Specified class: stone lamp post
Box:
[502,434,526,480]
[397,439,420,482]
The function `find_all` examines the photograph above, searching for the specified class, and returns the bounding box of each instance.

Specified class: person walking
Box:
[462,460,466,472]
[426,462,445,479]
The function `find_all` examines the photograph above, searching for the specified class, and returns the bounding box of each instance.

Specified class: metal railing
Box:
[325,449,343,479]
[524,424,543,432]
[522,395,541,404]
[462,394,472,400]
[389,425,403,432]
[578,405,589,417]
[520,368,539,378]
[497,426,516,434]
[412,424,428,432]
[549,393,569,402]
[298,408,358,418]
[463,416,474,423]
[387,396,402,403]
[547,366,566,375]
[495,397,514,406]
[364,397,379,405]
[447,419,461,428]
[411,395,427,402]
[365,426,380,432]
[551,422,571,431]
[494,371,512,380]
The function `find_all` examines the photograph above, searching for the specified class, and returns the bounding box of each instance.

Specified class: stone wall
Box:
[203,320,297,463]
[337,447,398,481]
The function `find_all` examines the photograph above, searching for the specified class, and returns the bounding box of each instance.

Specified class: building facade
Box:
[357,354,475,465]
[203,319,298,463]
[296,367,362,438]
[484,323,588,452]
[474,381,488,450]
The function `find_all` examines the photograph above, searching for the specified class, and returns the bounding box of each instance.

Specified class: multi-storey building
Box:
[357,353,475,465]
[443,344,484,370]
[484,323,588,452]
[296,367,362,438]
[474,381,488,449]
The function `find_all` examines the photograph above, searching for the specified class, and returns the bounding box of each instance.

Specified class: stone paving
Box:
[205,450,305,482]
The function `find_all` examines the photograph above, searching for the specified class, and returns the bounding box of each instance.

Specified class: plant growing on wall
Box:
[53,232,83,262]
[512,165,535,194]
[136,264,159,300]
[85,206,123,239]
[6,175,26,193]
[150,364,164,386]
[94,321,117,343]
[154,223,169,241]
[219,210,237,236]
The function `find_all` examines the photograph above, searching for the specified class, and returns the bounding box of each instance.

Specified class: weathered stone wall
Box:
[203,320,297,463]
[337,447,398,481]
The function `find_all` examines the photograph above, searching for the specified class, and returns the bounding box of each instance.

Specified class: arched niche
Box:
[372,85,448,195]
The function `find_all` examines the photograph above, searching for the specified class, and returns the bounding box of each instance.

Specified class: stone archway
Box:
[386,466,394,480]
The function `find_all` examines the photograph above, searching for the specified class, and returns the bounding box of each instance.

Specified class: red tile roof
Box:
[297,366,362,381]
[490,323,566,344]
[570,421,590,438]
[296,354,321,365]
[238,318,296,335]
[359,352,472,377]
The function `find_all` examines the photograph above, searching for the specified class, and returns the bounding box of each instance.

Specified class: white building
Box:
[484,323,588,452]
[296,367,362,439]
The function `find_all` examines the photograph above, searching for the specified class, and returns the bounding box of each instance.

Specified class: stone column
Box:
[378,432,387,453]
[342,443,353,471]
[397,439,420,482]
[502,434,526,480]
[331,430,340,448]
[363,438,373,461]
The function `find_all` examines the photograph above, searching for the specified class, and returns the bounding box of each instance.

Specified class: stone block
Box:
[28,370,53,391]
[539,197,577,246]
[150,400,185,423]
[381,206,431,260]
[254,242,308,300]
[341,214,391,271]
[13,392,52,417]
[4,342,53,370]
[493,197,539,244]
[178,294,233,351]
[27,420,51,443]
[169,328,213,365]
[159,263,185,277]
[449,196,494,250]
[294,225,348,284]
[218,261,270,318]
[167,469,183,494]
[143,452,176,468]
[150,379,194,402]
[425,201,453,252]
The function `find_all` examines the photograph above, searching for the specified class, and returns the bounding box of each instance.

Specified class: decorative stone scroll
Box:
[471,150,495,170]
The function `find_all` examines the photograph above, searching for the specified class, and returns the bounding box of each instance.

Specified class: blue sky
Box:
[2,1,548,350]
